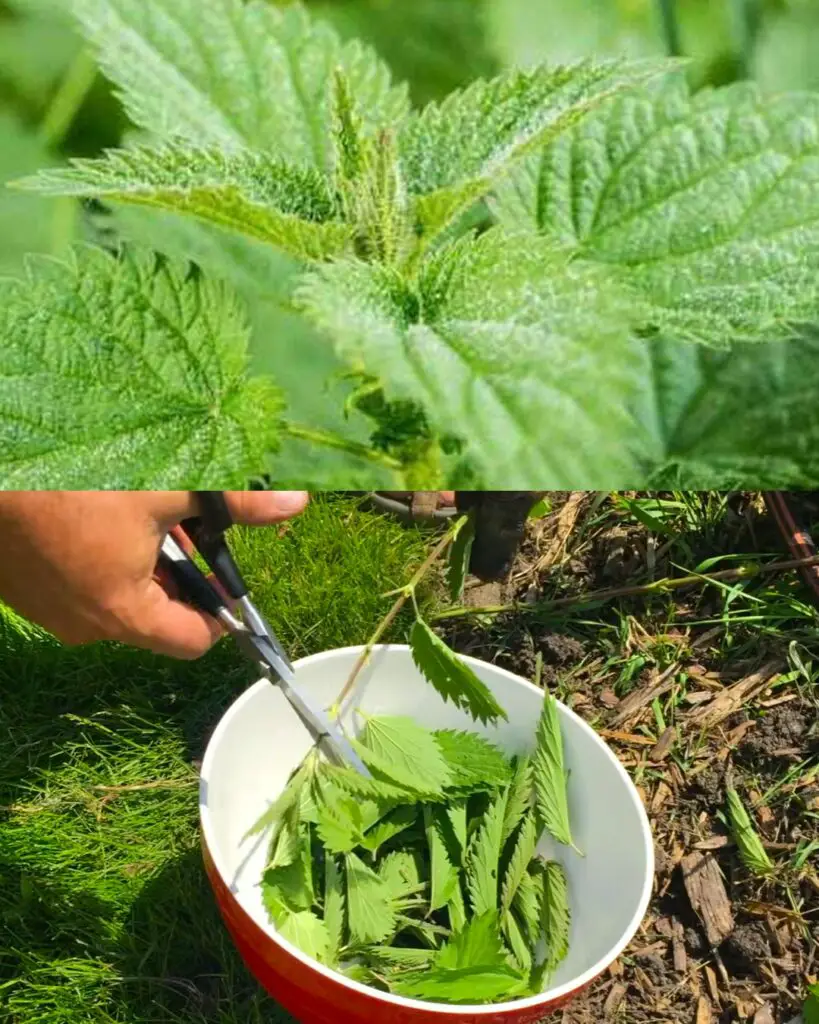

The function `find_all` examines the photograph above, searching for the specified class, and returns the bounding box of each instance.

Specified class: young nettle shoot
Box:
[4,0,819,488]
[253,670,578,1005]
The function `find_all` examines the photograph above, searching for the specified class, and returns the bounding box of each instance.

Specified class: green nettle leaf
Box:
[424,805,460,912]
[501,813,540,911]
[437,910,508,970]
[632,331,819,489]
[262,830,314,914]
[245,753,318,840]
[448,513,476,602]
[356,715,451,795]
[320,762,414,805]
[267,802,302,869]
[68,0,408,169]
[298,229,644,487]
[0,245,282,488]
[315,800,364,854]
[502,909,533,974]
[345,851,397,945]
[378,849,423,901]
[466,787,509,917]
[19,146,354,261]
[102,203,384,489]
[446,799,469,857]
[278,909,330,963]
[447,881,467,934]
[368,945,434,969]
[725,788,775,877]
[323,854,345,966]
[538,860,571,977]
[495,76,819,346]
[513,868,544,946]
[399,59,662,240]
[532,690,577,851]
[433,730,512,791]
[393,964,528,1003]
[409,619,508,725]
[502,755,533,845]
[360,804,417,854]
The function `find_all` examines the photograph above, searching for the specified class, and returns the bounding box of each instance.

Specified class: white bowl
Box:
[200,645,654,1023]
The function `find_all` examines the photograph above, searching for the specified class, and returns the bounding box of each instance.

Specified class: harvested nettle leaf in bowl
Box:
[199,644,653,1024]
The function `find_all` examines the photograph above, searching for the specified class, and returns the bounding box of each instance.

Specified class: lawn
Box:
[1,492,817,1024]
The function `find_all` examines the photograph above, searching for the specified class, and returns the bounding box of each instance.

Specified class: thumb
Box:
[150,491,309,532]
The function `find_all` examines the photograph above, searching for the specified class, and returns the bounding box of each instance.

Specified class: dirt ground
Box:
[441,493,819,1024]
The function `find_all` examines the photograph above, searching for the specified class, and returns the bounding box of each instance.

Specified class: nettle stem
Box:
[283,423,404,472]
[656,0,683,57]
[432,554,819,622]
[331,526,459,716]
[38,47,98,150]
[730,0,762,79]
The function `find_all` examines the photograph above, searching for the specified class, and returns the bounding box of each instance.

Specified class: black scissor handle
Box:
[159,534,225,619]
[181,491,249,600]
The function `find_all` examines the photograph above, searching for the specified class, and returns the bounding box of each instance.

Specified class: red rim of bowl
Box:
[199,644,655,1016]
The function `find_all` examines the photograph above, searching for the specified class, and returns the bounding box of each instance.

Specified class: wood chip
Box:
[725,720,757,746]
[600,730,656,746]
[650,727,676,762]
[759,693,800,708]
[681,851,735,946]
[748,791,774,826]
[686,660,783,731]
[651,780,673,815]
[672,917,687,972]
[696,996,713,1024]
[734,987,760,1018]
[600,688,620,708]
[603,982,627,1017]
[686,690,715,705]
[752,1005,775,1024]
[632,941,666,957]
[694,836,731,851]
[655,916,674,938]
[704,964,720,1004]
[611,662,680,727]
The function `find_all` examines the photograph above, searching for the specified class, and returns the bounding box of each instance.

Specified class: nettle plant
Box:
[3,0,819,487]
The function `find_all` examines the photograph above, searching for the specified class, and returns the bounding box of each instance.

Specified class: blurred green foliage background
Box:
[2,0,817,292]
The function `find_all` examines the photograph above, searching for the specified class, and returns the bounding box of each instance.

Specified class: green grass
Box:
[2,491,817,1024]
[0,494,437,1024]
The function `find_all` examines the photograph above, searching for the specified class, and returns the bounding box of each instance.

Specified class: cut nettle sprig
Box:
[531,657,582,855]
[258,699,577,1006]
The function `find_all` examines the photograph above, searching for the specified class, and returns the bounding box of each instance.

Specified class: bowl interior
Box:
[200,645,653,1006]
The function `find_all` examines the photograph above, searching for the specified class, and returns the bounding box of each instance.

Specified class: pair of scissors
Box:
[158,492,370,778]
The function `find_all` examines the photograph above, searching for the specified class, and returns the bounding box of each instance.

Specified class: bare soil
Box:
[441,493,819,1024]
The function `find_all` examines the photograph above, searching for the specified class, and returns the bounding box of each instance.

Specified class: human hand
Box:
[0,491,309,659]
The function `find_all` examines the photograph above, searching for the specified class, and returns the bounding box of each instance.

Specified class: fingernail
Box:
[273,491,309,514]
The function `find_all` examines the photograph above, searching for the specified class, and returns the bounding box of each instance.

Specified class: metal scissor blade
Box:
[276,678,372,778]
[238,596,294,681]
[240,632,371,778]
